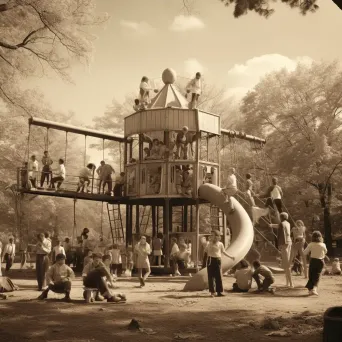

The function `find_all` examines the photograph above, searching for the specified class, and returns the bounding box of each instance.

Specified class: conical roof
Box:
[148,68,189,109]
[149,83,189,109]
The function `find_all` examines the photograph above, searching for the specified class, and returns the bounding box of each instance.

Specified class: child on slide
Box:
[205,230,235,297]
[222,167,237,214]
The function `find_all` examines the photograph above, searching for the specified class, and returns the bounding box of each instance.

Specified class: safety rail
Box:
[17,167,123,196]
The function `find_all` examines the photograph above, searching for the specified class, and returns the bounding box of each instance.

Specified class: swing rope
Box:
[72,198,77,245]
[100,201,104,238]
[84,135,87,166]
[119,142,122,173]
[64,132,68,164]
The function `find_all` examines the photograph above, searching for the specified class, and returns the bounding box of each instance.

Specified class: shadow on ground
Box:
[0,299,323,342]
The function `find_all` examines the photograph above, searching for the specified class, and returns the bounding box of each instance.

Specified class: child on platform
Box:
[303,231,328,296]
[205,230,235,297]
[232,259,253,292]
[252,260,275,293]
[332,258,341,275]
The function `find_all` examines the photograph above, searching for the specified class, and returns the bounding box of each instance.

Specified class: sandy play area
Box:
[1,266,341,342]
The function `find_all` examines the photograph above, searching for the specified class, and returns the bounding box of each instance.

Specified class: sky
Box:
[23,0,342,165]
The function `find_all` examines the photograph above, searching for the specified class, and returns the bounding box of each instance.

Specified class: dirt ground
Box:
[1,265,341,342]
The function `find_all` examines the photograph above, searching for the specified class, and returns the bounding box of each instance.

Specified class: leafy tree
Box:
[0,0,107,111]
[219,0,319,18]
[240,60,342,254]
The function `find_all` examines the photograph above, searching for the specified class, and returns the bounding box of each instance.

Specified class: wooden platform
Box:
[19,188,209,206]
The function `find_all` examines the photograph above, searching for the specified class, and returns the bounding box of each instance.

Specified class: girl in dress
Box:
[134,236,151,287]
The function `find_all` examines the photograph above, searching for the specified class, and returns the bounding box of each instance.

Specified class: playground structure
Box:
[15,68,274,273]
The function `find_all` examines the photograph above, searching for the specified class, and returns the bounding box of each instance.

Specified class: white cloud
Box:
[169,15,205,32]
[225,54,313,99]
[183,58,205,77]
[120,20,155,35]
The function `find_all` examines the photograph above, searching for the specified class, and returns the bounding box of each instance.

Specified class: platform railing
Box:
[16,167,124,197]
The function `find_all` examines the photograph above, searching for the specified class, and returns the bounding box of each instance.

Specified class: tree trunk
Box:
[323,206,333,256]
[318,183,333,256]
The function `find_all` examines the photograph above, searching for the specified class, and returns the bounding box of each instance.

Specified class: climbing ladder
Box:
[107,203,125,245]
[210,204,224,233]
[140,205,151,234]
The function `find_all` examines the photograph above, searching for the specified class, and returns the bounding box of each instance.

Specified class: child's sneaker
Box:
[210,293,215,298]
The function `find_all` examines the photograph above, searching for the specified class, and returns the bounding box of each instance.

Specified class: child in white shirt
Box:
[331,258,341,275]
[233,259,253,292]
[53,241,66,263]
[303,231,328,296]
[205,230,234,297]
[109,244,122,277]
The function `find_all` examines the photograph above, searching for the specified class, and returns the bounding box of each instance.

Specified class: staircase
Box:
[107,203,125,245]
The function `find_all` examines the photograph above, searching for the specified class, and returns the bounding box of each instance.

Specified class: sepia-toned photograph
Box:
[0,0,342,341]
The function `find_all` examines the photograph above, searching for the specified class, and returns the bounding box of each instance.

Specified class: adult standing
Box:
[40,151,53,188]
[290,220,308,278]
[269,212,293,288]
[3,238,16,272]
[36,233,52,291]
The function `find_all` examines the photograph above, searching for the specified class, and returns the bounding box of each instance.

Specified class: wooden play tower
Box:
[16,68,266,272]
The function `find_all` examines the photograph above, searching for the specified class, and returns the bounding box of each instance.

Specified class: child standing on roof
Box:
[205,230,235,297]
[139,76,158,107]
[186,72,202,109]
[222,167,238,214]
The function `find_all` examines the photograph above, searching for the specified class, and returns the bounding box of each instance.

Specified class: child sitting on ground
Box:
[252,260,275,293]
[331,258,341,275]
[233,259,253,292]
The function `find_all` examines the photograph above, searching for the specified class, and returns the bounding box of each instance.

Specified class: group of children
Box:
[21,152,125,197]
[134,72,202,111]
[21,152,66,191]
[203,228,342,297]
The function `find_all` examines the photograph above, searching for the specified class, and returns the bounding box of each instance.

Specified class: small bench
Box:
[83,287,98,303]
